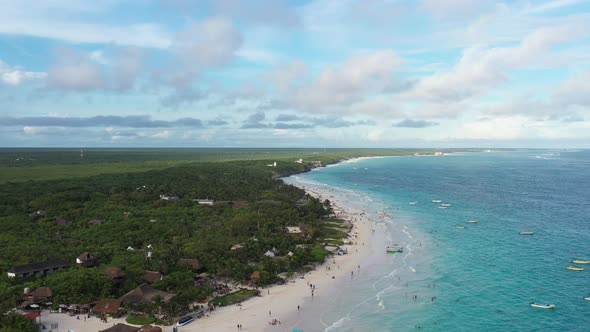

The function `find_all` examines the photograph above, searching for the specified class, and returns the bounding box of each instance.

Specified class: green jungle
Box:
[0,148,457,330]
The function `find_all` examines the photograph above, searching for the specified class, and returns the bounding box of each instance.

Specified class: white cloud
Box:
[405,23,588,105]
[525,0,587,14]
[272,50,402,113]
[0,0,171,48]
[421,0,494,18]
[0,60,46,86]
[47,48,105,90]
[174,17,243,69]
[457,116,533,140]
[555,70,590,107]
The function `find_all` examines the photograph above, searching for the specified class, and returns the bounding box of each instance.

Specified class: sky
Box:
[1,0,589,148]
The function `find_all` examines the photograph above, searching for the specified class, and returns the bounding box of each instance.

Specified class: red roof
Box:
[23,312,40,319]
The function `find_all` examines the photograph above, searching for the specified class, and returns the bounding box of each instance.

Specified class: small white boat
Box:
[432,200,442,203]
[441,203,452,207]
[386,246,404,253]
[519,231,534,235]
[455,226,465,229]
[438,206,448,209]
[572,259,590,264]
[584,297,590,302]
[566,266,584,271]
[409,201,418,205]
[467,220,478,223]
[530,303,555,309]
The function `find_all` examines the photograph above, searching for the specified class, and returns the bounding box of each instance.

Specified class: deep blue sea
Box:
[286,150,590,332]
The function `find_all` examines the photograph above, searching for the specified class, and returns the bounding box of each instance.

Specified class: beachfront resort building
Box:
[76,251,98,267]
[7,260,68,278]
[286,226,302,234]
[92,299,122,317]
[119,284,174,304]
[194,199,214,205]
[159,194,180,201]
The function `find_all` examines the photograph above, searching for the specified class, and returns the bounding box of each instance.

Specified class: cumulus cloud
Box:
[113,46,145,91]
[241,112,268,128]
[403,23,589,112]
[267,51,402,114]
[0,59,46,85]
[393,119,439,128]
[275,114,303,122]
[46,46,145,92]
[156,17,243,107]
[46,48,104,90]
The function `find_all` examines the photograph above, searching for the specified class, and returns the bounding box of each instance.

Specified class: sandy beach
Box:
[38,176,377,332]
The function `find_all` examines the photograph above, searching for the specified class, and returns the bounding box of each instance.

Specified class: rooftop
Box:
[8,260,68,274]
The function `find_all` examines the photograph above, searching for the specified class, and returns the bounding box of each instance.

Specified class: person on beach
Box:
[298,305,300,311]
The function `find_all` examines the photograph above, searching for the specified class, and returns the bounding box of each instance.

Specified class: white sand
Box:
[40,181,375,332]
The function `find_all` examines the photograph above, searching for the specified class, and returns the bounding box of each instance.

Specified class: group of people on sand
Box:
[269,318,281,325]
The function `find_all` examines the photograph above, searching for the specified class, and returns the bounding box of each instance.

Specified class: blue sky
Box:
[1,0,589,147]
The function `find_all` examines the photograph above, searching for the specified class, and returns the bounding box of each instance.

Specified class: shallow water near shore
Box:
[285,150,590,331]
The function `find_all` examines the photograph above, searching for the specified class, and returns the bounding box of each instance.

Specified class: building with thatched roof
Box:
[92,299,121,316]
[119,284,174,304]
[142,271,163,284]
[98,323,139,332]
[177,258,203,271]
[76,252,98,267]
[26,287,53,303]
[140,325,162,332]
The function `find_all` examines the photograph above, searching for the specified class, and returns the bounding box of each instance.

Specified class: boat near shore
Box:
[441,203,452,207]
[530,303,556,309]
[584,297,590,302]
[566,266,584,271]
[572,259,590,264]
[432,200,442,203]
[467,220,478,223]
[519,231,534,235]
[455,226,465,229]
[386,246,404,253]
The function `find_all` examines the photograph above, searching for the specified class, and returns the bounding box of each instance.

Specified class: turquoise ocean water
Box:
[285,150,590,332]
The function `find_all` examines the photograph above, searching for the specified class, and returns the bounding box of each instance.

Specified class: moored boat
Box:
[432,200,442,203]
[566,266,584,271]
[455,226,465,229]
[386,246,403,253]
[519,231,534,235]
[530,302,555,309]
[572,259,590,264]
[441,203,452,207]
[467,220,478,223]
[409,201,417,205]
[584,297,590,302]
